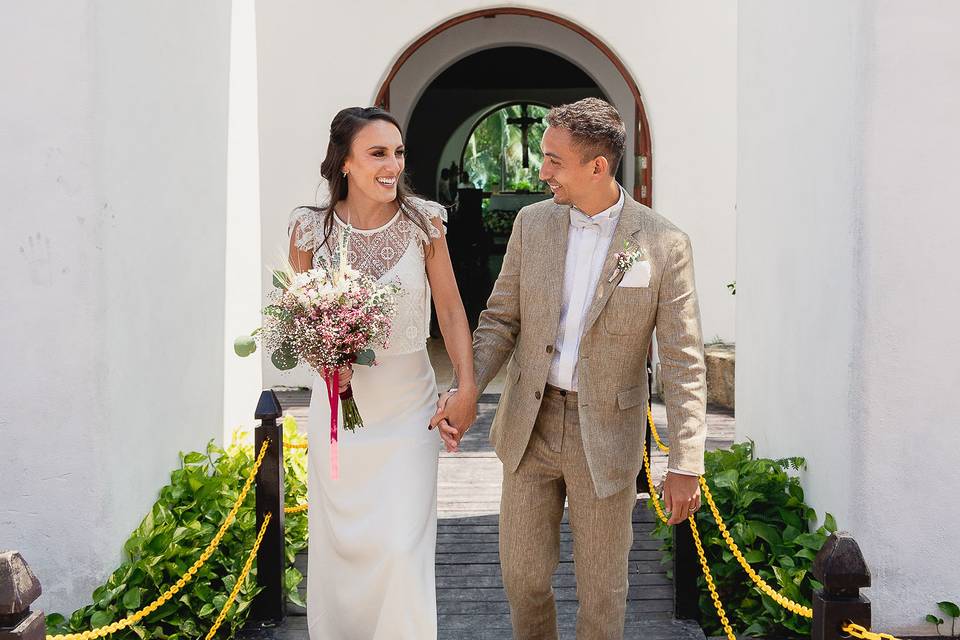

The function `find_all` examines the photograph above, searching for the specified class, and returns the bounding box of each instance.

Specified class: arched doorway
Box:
[401,44,618,327]
[373,10,653,330]
[374,7,653,206]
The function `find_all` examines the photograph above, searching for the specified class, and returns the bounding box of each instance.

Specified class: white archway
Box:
[378,12,645,198]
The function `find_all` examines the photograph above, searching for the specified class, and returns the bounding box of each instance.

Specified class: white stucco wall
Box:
[737,1,960,633]
[224,0,265,438]
[0,2,231,613]
[257,1,737,388]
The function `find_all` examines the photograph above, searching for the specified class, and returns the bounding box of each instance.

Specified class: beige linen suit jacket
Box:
[470,193,707,499]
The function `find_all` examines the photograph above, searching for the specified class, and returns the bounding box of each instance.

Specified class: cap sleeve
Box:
[288,207,322,252]
[405,197,448,244]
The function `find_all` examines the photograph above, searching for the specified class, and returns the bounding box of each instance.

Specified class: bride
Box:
[287,106,478,640]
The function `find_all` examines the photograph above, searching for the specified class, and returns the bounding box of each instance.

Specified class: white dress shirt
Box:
[547,188,624,391]
[545,186,698,478]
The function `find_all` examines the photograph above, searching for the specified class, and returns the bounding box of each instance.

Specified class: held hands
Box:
[429,388,478,453]
[662,472,702,525]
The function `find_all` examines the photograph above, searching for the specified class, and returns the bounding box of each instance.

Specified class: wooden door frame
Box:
[373,7,653,206]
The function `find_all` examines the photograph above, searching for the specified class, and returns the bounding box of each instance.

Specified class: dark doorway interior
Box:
[406,46,610,329]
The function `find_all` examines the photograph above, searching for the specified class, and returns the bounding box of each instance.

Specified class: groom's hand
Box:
[430,389,478,448]
[443,388,478,436]
[662,472,702,525]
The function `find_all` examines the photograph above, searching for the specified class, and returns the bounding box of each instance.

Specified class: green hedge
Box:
[46,415,309,640]
[648,441,837,638]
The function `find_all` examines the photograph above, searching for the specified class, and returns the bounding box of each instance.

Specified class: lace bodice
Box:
[288,198,447,356]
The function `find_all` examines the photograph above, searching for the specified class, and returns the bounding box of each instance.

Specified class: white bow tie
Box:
[569,208,612,232]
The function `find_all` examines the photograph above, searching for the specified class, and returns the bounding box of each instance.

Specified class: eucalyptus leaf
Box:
[263,304,292,323]
[354,349,377,366]
[272,344,297,370]
[233,335,257,357]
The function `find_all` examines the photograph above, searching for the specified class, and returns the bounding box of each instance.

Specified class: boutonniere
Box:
[608,242,645,283]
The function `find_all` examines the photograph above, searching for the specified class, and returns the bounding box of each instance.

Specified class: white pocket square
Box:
[618,261,651,288]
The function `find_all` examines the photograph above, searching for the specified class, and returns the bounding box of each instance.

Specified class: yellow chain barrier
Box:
[47,440,272,640]
[843,621,903,640]
[283,441,308,450]
[643,442,736,640]
[284,503,308,514]
[204,513,272,640]
[689,516,736,640]
[647,403,669,453]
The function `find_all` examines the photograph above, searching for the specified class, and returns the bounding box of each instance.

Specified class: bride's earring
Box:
[343,171,348,178]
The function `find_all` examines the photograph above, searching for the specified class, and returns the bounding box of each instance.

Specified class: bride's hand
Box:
[437,418,460,453]
[430,391,461,452]
[338,364,353,393]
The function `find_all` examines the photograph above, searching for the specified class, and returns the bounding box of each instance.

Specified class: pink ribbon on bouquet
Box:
[324,369,340,480]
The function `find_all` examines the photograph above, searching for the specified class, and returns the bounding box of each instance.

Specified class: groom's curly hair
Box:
[546,98,626,175]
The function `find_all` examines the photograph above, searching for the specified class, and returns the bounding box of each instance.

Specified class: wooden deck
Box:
[239,389,734,639]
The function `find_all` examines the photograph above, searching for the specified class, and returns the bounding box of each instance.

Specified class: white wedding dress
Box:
[288,198,446,640]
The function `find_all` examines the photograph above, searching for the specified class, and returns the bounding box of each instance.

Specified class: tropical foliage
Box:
[463,103,550,193]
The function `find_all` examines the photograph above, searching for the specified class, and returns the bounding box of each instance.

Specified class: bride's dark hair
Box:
[300,106,433,252]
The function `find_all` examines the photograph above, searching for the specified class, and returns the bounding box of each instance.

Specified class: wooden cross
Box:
[507,104,541,169]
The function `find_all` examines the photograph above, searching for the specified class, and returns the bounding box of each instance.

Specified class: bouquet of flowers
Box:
[235,228,400,479]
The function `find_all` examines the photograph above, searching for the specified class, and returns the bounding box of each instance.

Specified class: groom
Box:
[433,98,707,639]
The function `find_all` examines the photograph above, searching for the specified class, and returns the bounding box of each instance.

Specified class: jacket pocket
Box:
[617,385,646,411]
[603,287,655,336]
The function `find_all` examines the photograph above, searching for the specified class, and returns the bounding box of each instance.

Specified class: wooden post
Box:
[637,426,654,494]
[812,532,871,640]
[0,552,44,640]
[673,521,701,621]
[251,390,286,625]
[637,354,655,494]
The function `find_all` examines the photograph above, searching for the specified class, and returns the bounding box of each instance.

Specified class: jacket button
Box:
[546,345,554,353]
[535,391,542,400]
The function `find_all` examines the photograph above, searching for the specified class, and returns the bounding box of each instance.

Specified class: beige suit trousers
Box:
[499,386,638,640]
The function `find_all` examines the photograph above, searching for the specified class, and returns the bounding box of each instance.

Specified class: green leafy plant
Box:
[46,415,309,640]
[927,601,960,637]
[482,209,518,235]
[648,441,836,638]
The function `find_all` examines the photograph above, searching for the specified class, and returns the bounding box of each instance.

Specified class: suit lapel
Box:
[581,197,646,335]
[540,203,571,335]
